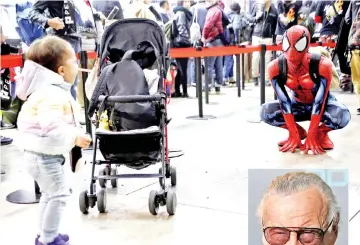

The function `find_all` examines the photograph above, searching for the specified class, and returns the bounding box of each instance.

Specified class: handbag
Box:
[190,9,201,43]
[63,0,97,39]
[0,68,12,111]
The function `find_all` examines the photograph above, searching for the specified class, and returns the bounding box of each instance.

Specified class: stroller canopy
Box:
[99,18,166,70]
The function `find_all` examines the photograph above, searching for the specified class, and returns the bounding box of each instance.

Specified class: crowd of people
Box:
[1,0,360,147]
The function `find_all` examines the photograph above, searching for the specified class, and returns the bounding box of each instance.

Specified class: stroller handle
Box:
[98,94,164,103]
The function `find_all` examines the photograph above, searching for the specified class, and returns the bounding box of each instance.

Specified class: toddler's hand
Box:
[75,134,92,148]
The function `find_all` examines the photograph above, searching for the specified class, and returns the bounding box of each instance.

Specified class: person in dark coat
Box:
[172,0,193,98]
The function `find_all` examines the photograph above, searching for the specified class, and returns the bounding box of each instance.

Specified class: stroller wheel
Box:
[158,168,165,188]
[166,188,177,215]
[110,168,118,188]
[79,190,90,214]
[148,190,159,215]
[98,169,107,188]
[170,166,177,187]
[97,189,107,213]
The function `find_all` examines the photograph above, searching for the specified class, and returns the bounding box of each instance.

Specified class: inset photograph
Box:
[248,169,348,245]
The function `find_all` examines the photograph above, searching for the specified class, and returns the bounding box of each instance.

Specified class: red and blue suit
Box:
[260,25,350,154]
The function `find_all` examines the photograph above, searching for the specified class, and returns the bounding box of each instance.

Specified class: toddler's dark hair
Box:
[26,36,72,73]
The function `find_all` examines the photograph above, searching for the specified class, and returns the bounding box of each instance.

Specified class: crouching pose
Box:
[260,25,350,154]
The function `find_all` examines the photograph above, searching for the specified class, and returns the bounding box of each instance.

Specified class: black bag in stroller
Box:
[80,19,178,216]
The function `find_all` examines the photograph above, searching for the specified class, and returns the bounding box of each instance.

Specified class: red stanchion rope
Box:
[0,42,336,69]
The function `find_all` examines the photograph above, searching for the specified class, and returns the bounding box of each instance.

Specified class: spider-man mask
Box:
[282,25,310,63]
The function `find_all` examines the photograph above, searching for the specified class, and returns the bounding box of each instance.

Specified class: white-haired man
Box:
[258,172,340,245]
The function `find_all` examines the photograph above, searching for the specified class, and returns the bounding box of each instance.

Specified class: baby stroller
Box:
[79,18,179,216]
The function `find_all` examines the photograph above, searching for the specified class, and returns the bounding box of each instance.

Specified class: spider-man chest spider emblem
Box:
[260,25,350,155]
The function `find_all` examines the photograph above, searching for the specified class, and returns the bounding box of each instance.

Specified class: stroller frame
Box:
[79,94,177,216]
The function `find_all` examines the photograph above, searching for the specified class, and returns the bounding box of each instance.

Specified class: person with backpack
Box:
[222,2,238,85]
[171,0,192,98]
[260,25,350,154]
[29,0,97,101]
[345,0,360,115]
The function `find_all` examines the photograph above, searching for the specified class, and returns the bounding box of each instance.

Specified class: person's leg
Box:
[228,55,234,83]
[190,58,196,86]
[223,56,230,82]
[214,54,223,88]
[264,38,273,85]
[179,58,189,96]
[173,59,182,96]
[260,100,310,146]
[318,94,351,149]
[350,50,360,114]
[251,36,260,85]
[26,152,70,244]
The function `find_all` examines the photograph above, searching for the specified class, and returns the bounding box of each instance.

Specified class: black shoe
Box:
[357,108,360,115]
[182,93,189,98]
[1,121,15,130]
[215,87,221,93]
[0,135,13,145]
[171,92,182,98]
[253,77,259,86]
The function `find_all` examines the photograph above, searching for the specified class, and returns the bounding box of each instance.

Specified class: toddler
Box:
[16,36,91,245]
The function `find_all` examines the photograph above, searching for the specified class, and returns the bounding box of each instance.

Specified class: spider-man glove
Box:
[279,114,304,153]
[303,115,325,155]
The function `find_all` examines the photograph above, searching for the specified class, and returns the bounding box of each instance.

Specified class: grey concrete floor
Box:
[0,84,359,245]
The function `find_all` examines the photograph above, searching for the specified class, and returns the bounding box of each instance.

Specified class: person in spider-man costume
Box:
[260,25,350,154]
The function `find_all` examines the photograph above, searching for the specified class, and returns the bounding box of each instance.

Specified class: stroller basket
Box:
[96,127,161,165]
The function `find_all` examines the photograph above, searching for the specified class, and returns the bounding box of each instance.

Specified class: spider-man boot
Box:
[318,123,334,150]
[278,123,307,146]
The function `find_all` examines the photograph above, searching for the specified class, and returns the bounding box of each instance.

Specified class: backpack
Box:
[278,53,321,85]
[164,18,177,41]
[15,2,46,46]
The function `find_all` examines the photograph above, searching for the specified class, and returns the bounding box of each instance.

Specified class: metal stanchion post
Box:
[204,58,209,104]
[6,181,41,204]
[241,53,245,90]
[186,45,215,120]
[196,57,203,117]
[80,51,93,150]
[260,44,266,105]
[236,54,241,97]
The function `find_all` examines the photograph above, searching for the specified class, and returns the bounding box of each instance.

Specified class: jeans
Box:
[205,39,223,86]
[190,58,196,84]
[223,55,234,79]
[62,37,81,100]
[25,151,70,244]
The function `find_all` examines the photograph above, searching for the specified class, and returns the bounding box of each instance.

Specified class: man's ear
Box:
[332,212,340,237]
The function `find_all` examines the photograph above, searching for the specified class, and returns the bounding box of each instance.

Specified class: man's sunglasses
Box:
[263,219,333,245]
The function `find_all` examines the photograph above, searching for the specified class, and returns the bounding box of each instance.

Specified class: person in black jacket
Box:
[29,0,81,100]
[91,0,124,19]
[172,0,192,98]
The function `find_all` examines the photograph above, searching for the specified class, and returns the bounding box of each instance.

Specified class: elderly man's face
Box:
[262,188,338,245]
